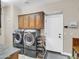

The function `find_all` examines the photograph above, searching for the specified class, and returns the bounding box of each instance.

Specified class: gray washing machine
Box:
[13,29,24,54]
[23,29,40,58]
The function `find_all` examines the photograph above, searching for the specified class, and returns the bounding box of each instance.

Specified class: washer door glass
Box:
[14,33,22,43]
[23,32,35,46]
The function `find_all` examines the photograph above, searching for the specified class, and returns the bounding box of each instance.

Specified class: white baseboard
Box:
[61,52,72,56]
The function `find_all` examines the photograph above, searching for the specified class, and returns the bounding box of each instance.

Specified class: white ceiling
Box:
[1,0,62,9]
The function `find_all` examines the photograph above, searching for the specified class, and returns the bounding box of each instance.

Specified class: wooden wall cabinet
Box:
[18,12,44,29]
[35,13,44,29]
[29,14,35,29]
[23,15,29,29]
[18,15,24,29]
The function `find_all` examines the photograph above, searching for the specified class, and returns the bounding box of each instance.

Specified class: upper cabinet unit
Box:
[35,12,44,29]
[18,15,24,29]
[23,15,29,29]
[29,14,36,29]
[18,12,44,29]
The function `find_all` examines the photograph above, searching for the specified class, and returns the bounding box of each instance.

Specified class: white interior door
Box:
[45,14,63,53]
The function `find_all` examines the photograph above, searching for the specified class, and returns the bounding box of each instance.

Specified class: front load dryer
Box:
[23,29,40,58]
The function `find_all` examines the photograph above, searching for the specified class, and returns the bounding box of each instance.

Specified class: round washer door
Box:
[23,32,35,46]
[14,32,22,43]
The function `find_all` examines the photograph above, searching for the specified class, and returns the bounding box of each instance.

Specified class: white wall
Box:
[0,8,5,44]
[20,0,79,54]
[1,5,21,47]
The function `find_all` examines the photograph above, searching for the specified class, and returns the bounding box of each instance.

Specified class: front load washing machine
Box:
[13,29,24,54]
[23,29,40,58]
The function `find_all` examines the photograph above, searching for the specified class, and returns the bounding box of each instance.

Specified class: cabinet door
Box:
[24,15,29,29]
[35,13,44,29]
[29,14,35,28]
[18,16,24,29]
[9,52,19,59]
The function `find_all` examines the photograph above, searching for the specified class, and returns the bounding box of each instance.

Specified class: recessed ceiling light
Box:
[25,1,30,4]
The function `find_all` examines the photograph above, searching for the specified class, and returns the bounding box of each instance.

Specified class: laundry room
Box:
[0,0,79,59]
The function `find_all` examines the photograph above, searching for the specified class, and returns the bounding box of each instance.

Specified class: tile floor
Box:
[45,51,69,59]
[19,51,69,59]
